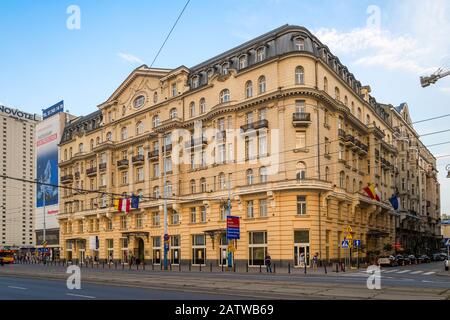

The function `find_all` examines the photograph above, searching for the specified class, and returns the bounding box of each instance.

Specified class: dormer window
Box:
[256,47,266,63]
[171,83,177,97]
[222,63,229,75]
[239,55,247,69]
[153,92,158,104]
[192,76,199,89]
[294,37,305,51]
[170,108,178,119]
[207,68,214,78]
[133,95,145,109]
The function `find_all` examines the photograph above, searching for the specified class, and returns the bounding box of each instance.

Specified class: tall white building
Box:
[0,105,40,248]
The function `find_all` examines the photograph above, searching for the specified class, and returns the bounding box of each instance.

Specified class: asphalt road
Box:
[0,276,249,300]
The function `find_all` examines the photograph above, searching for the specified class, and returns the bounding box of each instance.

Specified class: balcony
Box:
[358,142,368,155]
[338,129,346,141]
[61,174,74,184]
[353,138,362,151]
[117,159,129,169]
[240,119,269,132]
[86,167,97,177]
[148,150,159,161]
[292,113,311,127]
[132,154,145,165]
[99,163,107,172]
[74,172,80,180]
[185,137,208,149]
[344,134,355,147]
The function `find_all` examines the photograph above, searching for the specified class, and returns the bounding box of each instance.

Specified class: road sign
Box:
[445,239,450,247]
[346,226,353,233]
[38,248,49,253]
[353,240,361,248]
[342,239,349,249]
[346,233,353,240]
[227,216,240,240]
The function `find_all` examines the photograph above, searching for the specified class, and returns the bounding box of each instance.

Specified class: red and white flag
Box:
[121,199,131,213]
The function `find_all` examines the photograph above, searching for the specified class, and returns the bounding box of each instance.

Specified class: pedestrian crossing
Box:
[341,269,437,277]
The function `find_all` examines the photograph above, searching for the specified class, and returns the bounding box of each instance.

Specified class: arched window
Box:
[169,108,177,119]
[90,139,94,151]
[164,181,172,197]
[352,179,356,193]
[152,115,160,128]
[357,108,362,120]
[246,169,254,185]
[351,102,355,114]
[325,166,330,181]
[366,114,371,125]
[200,178,207,193]
[256,47,265,62]
[296,161,306,180]
[189,102,196,118]
[96,137,100,146]
[153,92,158,104]
[259,167,268,183]
[220,89,230,103]
[324,77,328,92]
[64,149,67,161]
[335,87,340,101]
[344,96,348,106]
[69,147,72,158]
[346,176,350,191]
[245,81,253,98]
[136,121,144,135]
[106,132,112,141]
[295,66,305,85]
[218,173,226,190]
[258,76,266,94]
[122,106,126,116]
[79,143,84,153]
[153,186,160,199]
[190,180,196,194]
[121,127,128,140]
[133,95,145,109]
[339,171,345,188]
[239,55,247,69]
[199,98,206,114]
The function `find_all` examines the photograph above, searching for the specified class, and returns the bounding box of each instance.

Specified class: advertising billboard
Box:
[42,100,64,120]
[35,115,60,231]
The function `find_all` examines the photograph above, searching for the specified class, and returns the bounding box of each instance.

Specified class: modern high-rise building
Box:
[57,25,441,266]
[0,104,40,248]
[34,101,76,258]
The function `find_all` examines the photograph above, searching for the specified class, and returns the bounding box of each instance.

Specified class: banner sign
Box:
[42,100,64,120]
[226,216,240,240]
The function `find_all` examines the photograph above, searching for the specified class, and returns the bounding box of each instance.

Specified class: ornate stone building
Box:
[58,25,440,266]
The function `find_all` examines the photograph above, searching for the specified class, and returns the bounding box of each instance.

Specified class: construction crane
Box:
[420,68,450,88]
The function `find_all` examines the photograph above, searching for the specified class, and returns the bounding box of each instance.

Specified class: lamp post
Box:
[163,136,168,271]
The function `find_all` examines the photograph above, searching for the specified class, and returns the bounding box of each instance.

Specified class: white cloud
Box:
[440,87,450,94]
[314,0,450,76]
[118,52,144,64]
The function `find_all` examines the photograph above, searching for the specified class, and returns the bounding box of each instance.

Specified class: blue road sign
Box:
[353,240,361,248]
[342,240,349,249]
[445,239,450,247]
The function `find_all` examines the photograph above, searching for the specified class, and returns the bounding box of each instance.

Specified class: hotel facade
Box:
[58,25,441,267]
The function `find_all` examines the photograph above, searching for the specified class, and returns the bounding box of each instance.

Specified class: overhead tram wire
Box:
[149,0,191,68]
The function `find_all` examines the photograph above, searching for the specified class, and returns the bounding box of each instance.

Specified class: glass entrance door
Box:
[294,244,310,267]
[79,250,85,264]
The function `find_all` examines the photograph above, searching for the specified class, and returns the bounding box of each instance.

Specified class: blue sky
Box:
[1,0,449,213]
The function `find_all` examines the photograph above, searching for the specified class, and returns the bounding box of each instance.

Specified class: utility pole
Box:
[163,135,168,271]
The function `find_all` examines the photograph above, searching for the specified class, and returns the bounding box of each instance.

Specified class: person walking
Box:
[312,253,319,269]
[300,252,305,268]
[265,254,272,273]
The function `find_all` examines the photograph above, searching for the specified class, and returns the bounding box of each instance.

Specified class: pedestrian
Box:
[300,252,305,268]
[265,254,272,273]
[312,253,319,269]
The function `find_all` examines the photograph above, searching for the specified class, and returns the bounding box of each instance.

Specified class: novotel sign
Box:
[0,105,38,121]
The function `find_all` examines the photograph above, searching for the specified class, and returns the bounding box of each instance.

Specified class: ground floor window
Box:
[106,239,114,261]
[121,238,129,263]
[171,235,180,265]
[219,233,229,266]
[152,236,161,264]
[192,234,206,265]
[66,241,73,260]
[248,231,267,267]
[294,230,310,267]
[78,241,86,263]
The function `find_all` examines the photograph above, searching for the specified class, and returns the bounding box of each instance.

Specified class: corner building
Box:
[58,25,438,267]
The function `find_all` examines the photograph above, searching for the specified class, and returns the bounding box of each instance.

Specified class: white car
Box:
[378,256,397,267]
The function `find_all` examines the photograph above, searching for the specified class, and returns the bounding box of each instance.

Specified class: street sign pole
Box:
[163,140,168,271]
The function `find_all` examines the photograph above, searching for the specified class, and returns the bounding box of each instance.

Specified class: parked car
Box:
[378,256,397,267]
[395,255,405,265]
[417,255,431,263]
[432,253,447,261]
[403,255,412,265]
[408,255,417,264]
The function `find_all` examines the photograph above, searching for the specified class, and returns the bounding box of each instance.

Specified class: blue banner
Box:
[42,100,64,120]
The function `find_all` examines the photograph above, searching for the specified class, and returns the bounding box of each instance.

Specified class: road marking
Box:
[383,269,399,273]
[7,286,27,290]
[423,272,435,275]
[396,270,411,274]
[66,293,96,299]
[410,271,423,274]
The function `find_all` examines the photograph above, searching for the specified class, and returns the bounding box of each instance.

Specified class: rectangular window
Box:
[295,100,306,113]
[153,163,160,178]
[121,171,128,185]
[247,200,254,218]
[297,196,307,215]
[259,199,268,217]
[152,236,161,264]
[152,212,160,226]
[135,214,143,228]
[190,207,197,223]
[259,134,267,157]
[137,167,144,182]
[106,239,114,260]
[171,83,177,97]
[120,216,127,230]
[200,206,207,223]
[248,231,267,266]
[295,132,306,149]
[164,157,172,173]
[171,211,179,225]
[170,235,181,265]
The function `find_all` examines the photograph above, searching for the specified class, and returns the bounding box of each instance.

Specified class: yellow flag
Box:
[114,199,120,211]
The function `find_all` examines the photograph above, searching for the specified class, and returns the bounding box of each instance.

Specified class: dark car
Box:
[432,253,446,261]
[403,255,412,265]
[417,255,431,263]
[395,255,404,265]
[408,255,417,264]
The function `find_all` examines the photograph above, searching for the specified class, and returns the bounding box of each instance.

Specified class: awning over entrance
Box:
[122,232,150,241]
[367,230,390,238]
[203,229,226,236]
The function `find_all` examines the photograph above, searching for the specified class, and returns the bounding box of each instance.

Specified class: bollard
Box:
[288,262,291,274]
[210,263,212,272]
[103,261,105,269]
[335,263,339,273]
[259,264,262,273]
[324,262,327,274]
[274,263,276,274]
[233,262,236,273]
[304,263,307,274]
[170,263,172,271]
[143,262,146,270]
[152,263,154,271]
[179,263,181,272]
[200,263,202,272]
[160,263,163,271]
[246,263,249,273]
[189,263,191,271]
[221,263,224,272]
[137,263,139,271]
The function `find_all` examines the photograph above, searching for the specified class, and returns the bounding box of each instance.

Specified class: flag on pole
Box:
[363,184,377,200]
[114,199,121,211]
[121,199,131,213]
[131,195,140,210]
[374,186,382,202]
[389,195,399,210]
